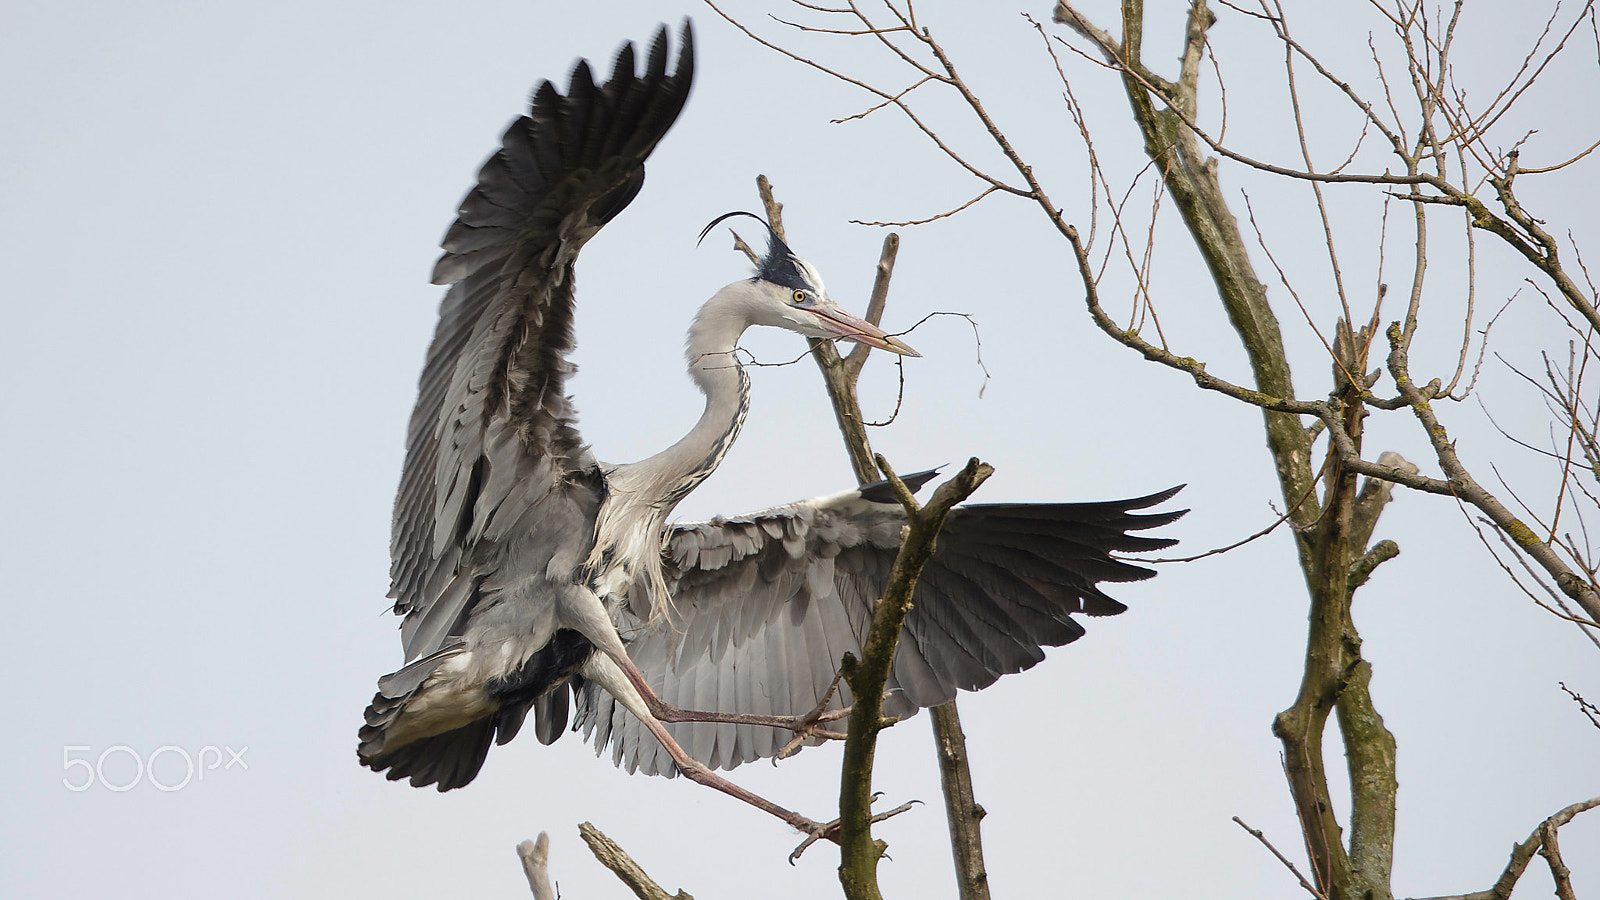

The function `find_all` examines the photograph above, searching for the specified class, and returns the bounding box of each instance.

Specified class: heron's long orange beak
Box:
[812,307,920,357]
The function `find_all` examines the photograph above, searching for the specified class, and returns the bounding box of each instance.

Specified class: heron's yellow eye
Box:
[792,290,806,304]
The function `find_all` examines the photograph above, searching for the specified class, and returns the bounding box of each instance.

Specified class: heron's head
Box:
[699,211,920,357]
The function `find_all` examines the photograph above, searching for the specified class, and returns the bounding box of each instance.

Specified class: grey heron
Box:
[359,23,1183,836]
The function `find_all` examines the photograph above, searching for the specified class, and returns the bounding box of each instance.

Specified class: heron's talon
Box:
[872,799,921,823]
[775,721,849,761]
[774,733,806,759]
[786,798,921,863]
[786,818,836,863]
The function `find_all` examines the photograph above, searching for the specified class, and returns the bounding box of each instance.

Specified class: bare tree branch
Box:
[837,457,994,900]
[579,823,694,900]
[1404,798,1600,900]
[752,173,992,898]
[516,834,556,900]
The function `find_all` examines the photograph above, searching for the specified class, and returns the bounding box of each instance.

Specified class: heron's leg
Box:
[560,585,850,740]
[610,651,851,741]
[580,654,831,838]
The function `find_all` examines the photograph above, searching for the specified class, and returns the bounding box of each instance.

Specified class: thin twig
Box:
[1559,682,1600,729]
[1233,816,1330,900]
[1150,455,1330,563]
[851,185,1003,226]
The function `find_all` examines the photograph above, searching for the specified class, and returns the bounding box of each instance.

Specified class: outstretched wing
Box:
[387,25,696,662]
[574,483,1185,775]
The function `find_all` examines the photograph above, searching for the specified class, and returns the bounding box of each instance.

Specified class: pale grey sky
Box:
[2,1,1595,897]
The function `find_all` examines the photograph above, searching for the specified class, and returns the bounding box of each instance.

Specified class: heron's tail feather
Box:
[358,632,597,790]
[357,645,500,791]
[533,686,570,745]
[358,703,497,792]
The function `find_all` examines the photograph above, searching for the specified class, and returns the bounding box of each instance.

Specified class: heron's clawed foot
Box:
[774,712,849,760]
[775,671,853,761]
[785,815,835,863]
[787,796,922,863]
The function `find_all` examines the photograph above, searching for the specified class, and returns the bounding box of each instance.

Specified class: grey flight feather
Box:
[388,23,694,662]
[360,25,693,791]
[573,484,1185,776]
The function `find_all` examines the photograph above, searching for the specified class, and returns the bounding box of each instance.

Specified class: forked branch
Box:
[1404,798,1600,900]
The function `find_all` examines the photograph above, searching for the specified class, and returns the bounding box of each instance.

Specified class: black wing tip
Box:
[438,20,698,268]
[612,20,695,88]
[858,467,944,503]
[1123,483,1186,512]
[1121,485,1189,533]
[567,20,694,95]
[1082,594,1129,616]
[675,19,696,76]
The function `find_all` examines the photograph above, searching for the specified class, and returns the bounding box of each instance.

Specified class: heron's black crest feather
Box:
[696,210,813,290]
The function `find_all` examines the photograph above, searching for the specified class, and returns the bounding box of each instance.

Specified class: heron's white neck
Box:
[586,282,763,620]
[627,282,760,510]
[670,283,758,502]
